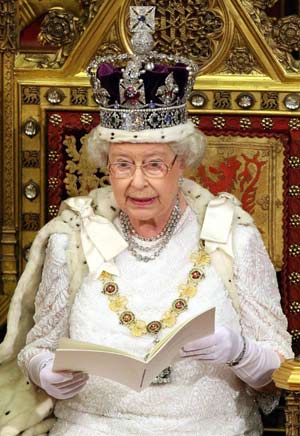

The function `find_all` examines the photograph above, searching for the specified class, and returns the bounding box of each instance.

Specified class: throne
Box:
[1,1,300,434]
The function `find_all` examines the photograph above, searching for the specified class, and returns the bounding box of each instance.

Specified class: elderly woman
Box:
[17,124,292,435]
[16,132,293,433]
[7,7,294,436]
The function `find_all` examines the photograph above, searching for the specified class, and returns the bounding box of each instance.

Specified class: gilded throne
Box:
[1,0,300,434]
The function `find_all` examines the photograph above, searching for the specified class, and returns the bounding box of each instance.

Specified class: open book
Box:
[53,307,215,391]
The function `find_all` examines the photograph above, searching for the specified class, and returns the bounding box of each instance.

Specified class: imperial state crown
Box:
[87,6,198,133]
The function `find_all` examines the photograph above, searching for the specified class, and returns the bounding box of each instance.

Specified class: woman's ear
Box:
[178,155,186,171]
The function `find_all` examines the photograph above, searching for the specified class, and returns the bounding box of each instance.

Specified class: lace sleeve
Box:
[17,233,71,374]
[233,225,294,413]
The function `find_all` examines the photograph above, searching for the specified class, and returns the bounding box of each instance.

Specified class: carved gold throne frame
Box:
[1,1,300,433]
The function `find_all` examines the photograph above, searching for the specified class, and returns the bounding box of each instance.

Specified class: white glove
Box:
[180,326,281,389]
[28,352,89,400]
[180,326,244,364]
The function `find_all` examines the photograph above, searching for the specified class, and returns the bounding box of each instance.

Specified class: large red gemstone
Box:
[192,270,201,279]
[147,321,162,334]
[103,282,118,295]
[106,284,115,293]
[173,298,187,312]
[120,311,135,325]
[125,87,140,100]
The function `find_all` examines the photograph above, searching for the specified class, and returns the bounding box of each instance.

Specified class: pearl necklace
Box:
[99,241,210,337]
[119,196,181,262]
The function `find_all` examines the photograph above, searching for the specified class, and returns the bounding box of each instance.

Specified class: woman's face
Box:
[108,142,184,225]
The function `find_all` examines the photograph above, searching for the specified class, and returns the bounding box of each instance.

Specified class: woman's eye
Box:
[148,161,163,168]
[117,162,131,168]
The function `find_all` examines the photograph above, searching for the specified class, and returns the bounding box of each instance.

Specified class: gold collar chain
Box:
[99,241,210,337]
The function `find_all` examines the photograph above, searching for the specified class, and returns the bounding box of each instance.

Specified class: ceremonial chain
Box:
[99,241,210,337]
[119,195,181,262]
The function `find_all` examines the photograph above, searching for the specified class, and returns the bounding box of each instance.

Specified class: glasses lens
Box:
[110,162,134,178]
[143,161,168,177]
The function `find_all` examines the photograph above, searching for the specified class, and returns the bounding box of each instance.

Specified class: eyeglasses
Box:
[108,155,178,179]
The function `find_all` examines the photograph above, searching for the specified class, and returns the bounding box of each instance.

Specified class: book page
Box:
[57,338,135,358]
[142,307,215,387]
[148,307,215,359]
[54,348,146,391]
[53,307,215,391]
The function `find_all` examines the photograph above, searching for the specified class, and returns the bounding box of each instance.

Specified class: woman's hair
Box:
[86,125,206,169]
[169,128,206,167]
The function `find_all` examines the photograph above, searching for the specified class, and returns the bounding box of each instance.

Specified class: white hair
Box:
[168,128,206,167]
[85,123,206,169]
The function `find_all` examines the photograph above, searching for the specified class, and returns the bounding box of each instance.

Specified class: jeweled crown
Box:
[87,6,198,132]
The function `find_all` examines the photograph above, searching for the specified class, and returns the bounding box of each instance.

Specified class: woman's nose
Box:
[130,167,147,189]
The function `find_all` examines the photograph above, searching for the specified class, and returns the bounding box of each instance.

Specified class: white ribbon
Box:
[200,194,236,257]
[64,197,128,278]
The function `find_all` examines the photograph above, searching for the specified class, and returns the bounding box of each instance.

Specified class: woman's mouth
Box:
[128,197,156,206]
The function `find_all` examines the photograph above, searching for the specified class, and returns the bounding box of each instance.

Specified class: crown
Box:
[87,6,198,132]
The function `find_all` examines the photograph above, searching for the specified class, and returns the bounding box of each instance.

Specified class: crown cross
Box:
[119,59,146,107]
[130,6,155,34]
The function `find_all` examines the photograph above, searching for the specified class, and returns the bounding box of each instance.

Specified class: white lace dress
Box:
[18,207,293,436]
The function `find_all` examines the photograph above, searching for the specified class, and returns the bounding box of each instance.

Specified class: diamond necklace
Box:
[98,242,210,337]
[119,195,181,262]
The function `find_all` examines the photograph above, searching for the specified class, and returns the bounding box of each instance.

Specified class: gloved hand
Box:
[28,352,89,400]
[180,326,281,389]
[180,326,244,364]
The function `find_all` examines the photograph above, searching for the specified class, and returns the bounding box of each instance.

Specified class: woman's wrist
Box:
[28,351,54,387]
[230,339,281,389]
[226,335,247,367]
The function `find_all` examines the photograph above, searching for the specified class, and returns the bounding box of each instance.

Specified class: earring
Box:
[178,176,184,187]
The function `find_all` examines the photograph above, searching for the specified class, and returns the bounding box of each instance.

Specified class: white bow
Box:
[64,197,128,278]
[200,193,238,257]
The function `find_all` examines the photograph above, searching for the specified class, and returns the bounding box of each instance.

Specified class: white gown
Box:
[18,207,293,436]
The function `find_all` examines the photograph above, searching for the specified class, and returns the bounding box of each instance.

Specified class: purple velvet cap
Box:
[96,62,189,106]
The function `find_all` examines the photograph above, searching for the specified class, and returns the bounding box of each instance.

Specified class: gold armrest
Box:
[273,359,300,436]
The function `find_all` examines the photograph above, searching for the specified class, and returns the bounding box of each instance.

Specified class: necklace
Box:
[99,241,210,337]
[119,195,181,262]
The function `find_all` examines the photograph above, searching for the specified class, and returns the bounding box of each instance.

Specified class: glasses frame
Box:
[108,154,178,179]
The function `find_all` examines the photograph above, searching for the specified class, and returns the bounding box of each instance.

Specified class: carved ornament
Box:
[18,1,104,68]
[2,52,15,227]
[133,0,229,70]
[71,88,88,106]
[213,91,231,109]
[22,151,40,168]
[22,213,40,231]
[38,7,82,68]
[225,47,256,74]
[241,0,300,73]
[93,21,123,59]
[273,16,300,53]
[0,0,18,51]
[261,91,279,110]
[22,86,40,104]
